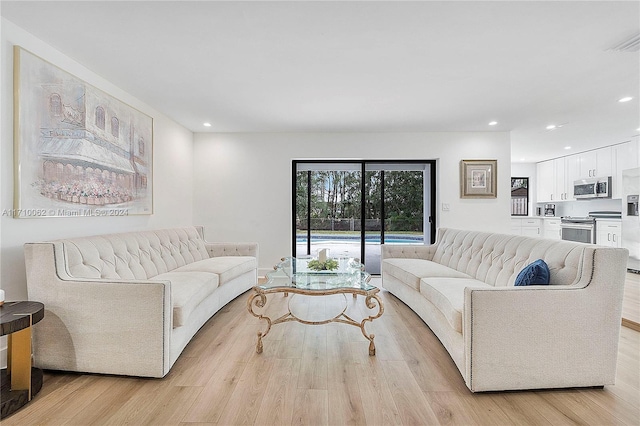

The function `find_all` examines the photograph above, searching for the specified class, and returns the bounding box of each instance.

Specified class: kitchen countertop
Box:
[511,216,559,219]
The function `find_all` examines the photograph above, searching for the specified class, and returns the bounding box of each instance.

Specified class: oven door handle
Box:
[560,223,595,230]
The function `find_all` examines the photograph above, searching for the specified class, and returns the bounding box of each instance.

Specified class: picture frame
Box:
[13,46,153,218]
[460,159,497,198]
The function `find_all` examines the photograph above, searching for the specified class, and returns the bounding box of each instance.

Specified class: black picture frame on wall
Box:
[511,177,529,216]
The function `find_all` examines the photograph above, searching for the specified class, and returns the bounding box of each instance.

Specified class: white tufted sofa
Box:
[24,226,257,378]
[382,227,628,392]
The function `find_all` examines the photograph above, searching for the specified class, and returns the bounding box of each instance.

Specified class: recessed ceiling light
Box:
[618,96,633,103]
[488,121,498,126]
[203,122,212,127]
[546,123,565,130]
[564,146,572,150]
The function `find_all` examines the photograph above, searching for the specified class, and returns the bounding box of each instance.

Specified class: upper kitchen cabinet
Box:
[536,160,555,202]
[565,147,613,193]
[536,141,637,202]
[555,157,568,201]
[537,157,570,202]
[613,138,640,199]
[570,146,613,182]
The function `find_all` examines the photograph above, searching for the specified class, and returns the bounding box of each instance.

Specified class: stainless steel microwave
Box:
[573,177,611,199]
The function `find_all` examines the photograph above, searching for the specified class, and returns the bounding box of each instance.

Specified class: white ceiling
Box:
[2,1,639,163]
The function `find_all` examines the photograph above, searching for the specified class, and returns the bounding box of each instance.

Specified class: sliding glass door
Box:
[293,160,435,274]
[295,163,363,264]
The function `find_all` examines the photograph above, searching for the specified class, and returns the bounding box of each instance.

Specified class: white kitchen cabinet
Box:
[596,146,613,177]
[536,141,636,204]
[596,219,622,248]
[613,139,640,199]
[576,147,612,179]
[536,160,555,202]
[542,218,562,240]
[511,218,541,236]
[564,154,580,200]
[511,219,523,235]
[554,157,570,201]
[536,158,569,202]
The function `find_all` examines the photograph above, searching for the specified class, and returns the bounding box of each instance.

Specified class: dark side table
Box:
[0,301,44,419]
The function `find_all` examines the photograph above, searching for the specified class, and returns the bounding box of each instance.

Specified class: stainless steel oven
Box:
[560,217,596,244]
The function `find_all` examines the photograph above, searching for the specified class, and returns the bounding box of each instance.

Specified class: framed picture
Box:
[13,46,153,218]
[460,159,497,198]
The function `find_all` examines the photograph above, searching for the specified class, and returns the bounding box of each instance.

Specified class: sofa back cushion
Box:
[431,228,586,287]
[62,227,210,280]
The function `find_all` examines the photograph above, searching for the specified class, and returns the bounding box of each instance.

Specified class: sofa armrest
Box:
[24,242,172,377]
[463,269,624,392]
[381,244,435,260]
[205,242,258,258]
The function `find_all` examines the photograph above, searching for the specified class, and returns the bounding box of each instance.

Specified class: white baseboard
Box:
[258,268,271,278]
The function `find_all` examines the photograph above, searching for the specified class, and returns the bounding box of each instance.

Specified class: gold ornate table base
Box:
[247,286,384,356]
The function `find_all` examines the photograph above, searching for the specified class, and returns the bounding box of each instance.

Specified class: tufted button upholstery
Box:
[64,227,211,280]
[380,227,629,393]
[429,228,584,286]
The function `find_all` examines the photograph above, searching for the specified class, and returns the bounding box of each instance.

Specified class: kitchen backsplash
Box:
[537,198,623,217]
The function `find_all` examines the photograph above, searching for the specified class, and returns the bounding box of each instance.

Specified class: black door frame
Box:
[292,159,437,265]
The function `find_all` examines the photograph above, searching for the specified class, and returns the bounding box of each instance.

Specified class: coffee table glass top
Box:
[260,257,374,291]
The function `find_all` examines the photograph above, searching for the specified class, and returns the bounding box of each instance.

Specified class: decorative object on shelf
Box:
[307,258,339,271]
[0,289,4,306]
[318,248,328,262]
[13,46,153,218]
[460,159,497,198]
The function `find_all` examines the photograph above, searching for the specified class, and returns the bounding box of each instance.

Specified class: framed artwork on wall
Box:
[12,46,153,218]
[460,159,497,198]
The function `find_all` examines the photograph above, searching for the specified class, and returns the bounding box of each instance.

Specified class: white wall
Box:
[193,132,511,275]
[0,19,195,302]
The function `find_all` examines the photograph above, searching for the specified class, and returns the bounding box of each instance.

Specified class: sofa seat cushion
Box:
[383,258,471,291]
[154,271,219,327]
[173,256,257,285]
[419,277,491,333]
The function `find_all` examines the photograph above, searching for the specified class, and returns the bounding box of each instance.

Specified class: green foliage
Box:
[296,169,424,232]
[307,258,339,271]
[383,171,423,232]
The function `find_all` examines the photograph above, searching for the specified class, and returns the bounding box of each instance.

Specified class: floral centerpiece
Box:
[307,258,339,271]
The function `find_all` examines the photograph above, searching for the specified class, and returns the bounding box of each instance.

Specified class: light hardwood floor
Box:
[5,278,639,425]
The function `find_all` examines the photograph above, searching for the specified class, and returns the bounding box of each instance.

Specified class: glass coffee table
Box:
[247,257,383,355]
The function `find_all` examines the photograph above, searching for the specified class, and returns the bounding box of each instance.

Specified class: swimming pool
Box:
[296,234,423,244]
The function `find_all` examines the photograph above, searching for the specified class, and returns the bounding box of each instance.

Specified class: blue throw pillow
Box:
[514,259,550,286]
